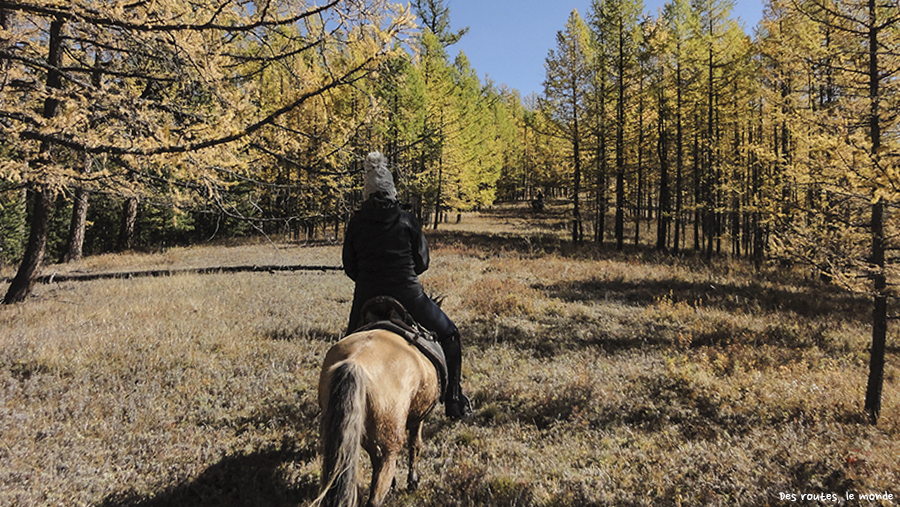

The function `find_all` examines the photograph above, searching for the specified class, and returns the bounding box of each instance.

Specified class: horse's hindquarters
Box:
[316,330,439,507]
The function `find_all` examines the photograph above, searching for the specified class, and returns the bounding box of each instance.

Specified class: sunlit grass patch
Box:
[463,277,539,318]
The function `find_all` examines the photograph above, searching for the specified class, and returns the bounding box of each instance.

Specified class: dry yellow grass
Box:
[1,202,898,506]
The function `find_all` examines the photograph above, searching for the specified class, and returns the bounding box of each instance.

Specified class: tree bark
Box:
[704,41,715,261]
[635,71,645,247]
[674,58,684,254]
[4,189,54,303]
[614,20,626,251]
[118,197,138,251]
[63,186,89,263]
[656,93,670,252]
[594,86,608,244]
[863,0,886,424]
[572,87,583,244]
[866,199,887,424]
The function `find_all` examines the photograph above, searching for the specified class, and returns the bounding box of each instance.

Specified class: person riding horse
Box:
[342,151,472,419]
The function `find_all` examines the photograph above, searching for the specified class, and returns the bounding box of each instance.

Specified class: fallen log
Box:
[19,264,344,284]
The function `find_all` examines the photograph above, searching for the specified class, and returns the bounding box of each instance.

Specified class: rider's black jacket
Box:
[342,193,429,303]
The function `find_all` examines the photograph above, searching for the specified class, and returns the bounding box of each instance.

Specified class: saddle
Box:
[354,296,448,402]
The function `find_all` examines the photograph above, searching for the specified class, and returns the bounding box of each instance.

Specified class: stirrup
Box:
[446,393,473,419]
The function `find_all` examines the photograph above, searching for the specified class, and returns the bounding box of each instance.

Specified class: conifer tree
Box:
[412,0,469,48]
[371,49,427,210]
[414,30,455,226]
[662,0,699,253]
[542,10,594,243]
[644,15,672,251]
[764,0,900,424]
[692,0,746,259]
[591,0,644,250]
[585,17,612,244]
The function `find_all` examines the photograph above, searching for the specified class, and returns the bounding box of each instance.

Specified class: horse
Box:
[313,327,440,507]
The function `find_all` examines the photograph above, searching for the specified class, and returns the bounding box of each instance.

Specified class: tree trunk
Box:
[572,78,583,244]
[614,32,626,251]
[863,0,886,424]
[751,107,765,269]
[595,87,608,244]
[692,128,701,252]
[4,189,54,303]
[866,199,887,424]
[657,95,670,252]
[119,197,138,251]
[63,154,94,263]
[62,52,105,264]
[572,115,583,243]
[635,72,645,247]
[704,41,715,262]
[674,59,684,254]
[433,113,444,230]
[63,186,89,263]
[433,161,442,230]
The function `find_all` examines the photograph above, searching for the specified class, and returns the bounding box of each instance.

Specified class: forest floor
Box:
[1,201,899,506]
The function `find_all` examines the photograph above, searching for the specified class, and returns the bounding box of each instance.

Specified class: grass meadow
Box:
[1,203,898,506]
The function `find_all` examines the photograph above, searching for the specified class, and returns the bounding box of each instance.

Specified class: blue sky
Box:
[444,0,764,98]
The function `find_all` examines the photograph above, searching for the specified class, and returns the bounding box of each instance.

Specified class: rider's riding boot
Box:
[442,331,472,419]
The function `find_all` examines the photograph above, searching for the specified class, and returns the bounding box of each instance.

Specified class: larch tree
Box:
[413,30,456,227]
[489,86,524,206]
[372,49,427,189]
[542,9,594,243]
[634,16,652,248]
[591,0,645,250]
[767,0,900,424]
[442,51,484,215]
[412,0,469,47]
[408,0,471,227]
[662,0,700,254]
[523,95,570,200]
[644,14,673,252]
[585,16,611,244]
[431,53,508,220]
[692,0,745,260]
[494,86,529,202]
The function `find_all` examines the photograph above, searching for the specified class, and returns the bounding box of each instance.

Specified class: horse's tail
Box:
[314,361,366,507]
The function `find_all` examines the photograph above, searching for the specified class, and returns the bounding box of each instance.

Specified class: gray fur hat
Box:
[362,151,397,201]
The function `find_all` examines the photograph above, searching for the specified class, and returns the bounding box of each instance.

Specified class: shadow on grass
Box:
[98,442,320,507]
[427,229,568,258]
[539,276,870,325]
[459,319,674,358]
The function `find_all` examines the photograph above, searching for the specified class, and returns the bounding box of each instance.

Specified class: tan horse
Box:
[313,328,440,507]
